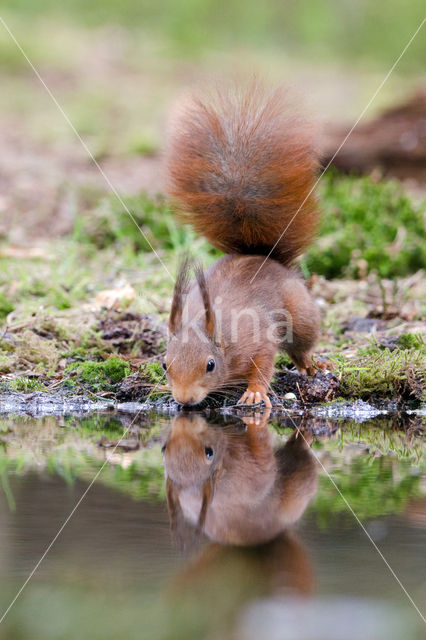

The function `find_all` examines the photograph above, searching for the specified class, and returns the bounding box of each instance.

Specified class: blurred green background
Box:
[1,0,425,68]
[0,0,424,241]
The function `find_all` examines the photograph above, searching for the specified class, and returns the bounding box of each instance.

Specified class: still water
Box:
[0,410,425,639]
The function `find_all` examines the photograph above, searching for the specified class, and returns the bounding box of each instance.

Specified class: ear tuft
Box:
[169,255,192,335]
[194,261,215,339]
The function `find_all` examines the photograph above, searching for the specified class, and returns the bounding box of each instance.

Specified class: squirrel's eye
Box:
[162,361,167,371]
[161,444,166,455]
[205,446,213,460]
[206,359,215,373]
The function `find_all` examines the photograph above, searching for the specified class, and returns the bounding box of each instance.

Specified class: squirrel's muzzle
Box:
[173,385,207,406]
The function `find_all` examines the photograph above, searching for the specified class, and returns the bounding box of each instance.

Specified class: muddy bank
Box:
[1,389,424,426]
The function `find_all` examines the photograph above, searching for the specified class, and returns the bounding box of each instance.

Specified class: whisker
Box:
[215,382,246,390]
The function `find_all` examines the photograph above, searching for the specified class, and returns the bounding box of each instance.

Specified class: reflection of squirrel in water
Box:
[162,413,318,625]
[164,84,323,407]
[163,413,318,547]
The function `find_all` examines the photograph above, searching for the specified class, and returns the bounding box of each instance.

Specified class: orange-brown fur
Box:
[166,84,319,265]
[165,83,321,406]
[163,414,318,628]
[166,532,314,636]
[163,413,318,547]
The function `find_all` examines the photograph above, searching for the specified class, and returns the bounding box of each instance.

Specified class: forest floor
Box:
[0,15,424,420]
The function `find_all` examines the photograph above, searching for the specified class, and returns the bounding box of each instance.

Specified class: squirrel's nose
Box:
[173,386,206,406]
[177,396,195,406]
[173,392,201,406]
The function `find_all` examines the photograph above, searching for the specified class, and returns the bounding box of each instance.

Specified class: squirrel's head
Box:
[162,414,227,549]
[162,413,226,487]
[164,259,224,406]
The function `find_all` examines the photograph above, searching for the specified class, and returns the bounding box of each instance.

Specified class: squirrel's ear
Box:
[166,477,203,551]
[169,256,191,335]
[195,474,216,534]
[166,477,186,550]
[194,263,215,340]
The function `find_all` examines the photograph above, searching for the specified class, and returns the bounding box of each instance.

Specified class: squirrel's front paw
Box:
[237,387,272,408]
[241,408,271,428]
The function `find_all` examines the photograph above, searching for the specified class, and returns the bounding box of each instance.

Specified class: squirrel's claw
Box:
[241,408,272,428]
[313,356,334,372]
[295,355,334,376]
[237,388,272,408]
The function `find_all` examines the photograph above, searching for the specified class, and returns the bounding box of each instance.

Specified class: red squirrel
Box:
[164,83,321,407]
[164,412,318,547]
[163,413,317,620]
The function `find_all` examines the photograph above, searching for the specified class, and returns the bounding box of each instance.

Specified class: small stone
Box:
[283,392,297,401]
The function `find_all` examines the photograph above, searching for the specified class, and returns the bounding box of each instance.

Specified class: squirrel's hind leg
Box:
[287,349,333,376]
[281,282,320,376]
[286,349,316,376]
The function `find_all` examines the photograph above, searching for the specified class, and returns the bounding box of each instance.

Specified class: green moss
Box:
[25,278,48,297]
[50,287,72,310]
[335,344,425,400]
[139,361,166,385]
[74,192,220,257]
[0,339,13,353]
[130,361,169,400]
[9,377,46,392]
[0,292,14,319]
[34,317,73,342]
[398,332,425,351]
[75,194,180,252]
[304,172,426,279]
[65,355,130,391]
[0,329,61,375]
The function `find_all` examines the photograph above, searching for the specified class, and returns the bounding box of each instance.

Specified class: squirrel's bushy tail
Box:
[166,83,319,267]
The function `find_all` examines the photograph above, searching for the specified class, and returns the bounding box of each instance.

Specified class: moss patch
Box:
[65,355,131,392]
[0,329,62,375]
[304,172,426,279]
[398,332,425,351]
[0,292,14,319]
[9,377,46,393]
[335,343,426,401]
[75,193,218,257]
[139,361,166,385]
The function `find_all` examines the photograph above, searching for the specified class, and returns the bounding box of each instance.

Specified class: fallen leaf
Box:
[0,245,51,259]
[91,283,136,311]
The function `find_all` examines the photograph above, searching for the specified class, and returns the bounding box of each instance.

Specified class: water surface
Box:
[0,410,424,639]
